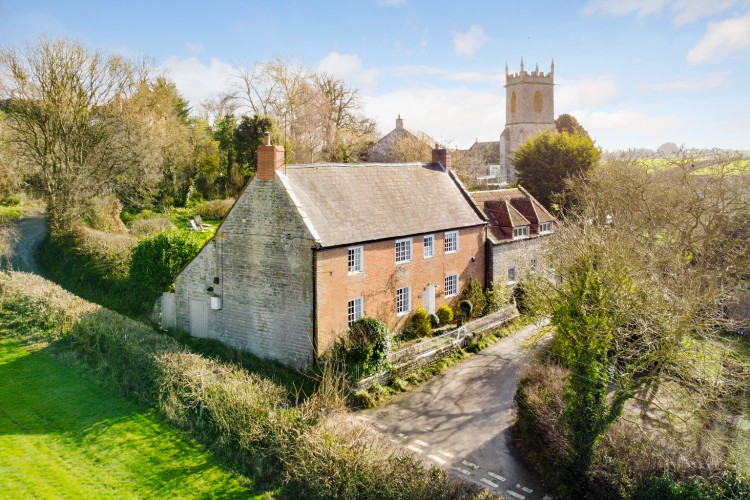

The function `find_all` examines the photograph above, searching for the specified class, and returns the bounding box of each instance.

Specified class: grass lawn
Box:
[0,334,270,499]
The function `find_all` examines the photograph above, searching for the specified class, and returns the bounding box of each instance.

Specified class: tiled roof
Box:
[282,163,485,248]
[467,186,556,243]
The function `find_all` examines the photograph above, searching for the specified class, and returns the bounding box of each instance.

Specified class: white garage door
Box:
[189,299,208,338]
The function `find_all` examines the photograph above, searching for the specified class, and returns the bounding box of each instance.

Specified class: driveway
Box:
[360,320,551,500]
[1,212,48,275]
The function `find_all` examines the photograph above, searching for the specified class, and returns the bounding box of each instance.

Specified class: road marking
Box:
[480,478,499,488]
[439,450,455,458]
[356,415,369,421]
[488,472,506,482]
[452,466,472,476]
[427,455,446,464]
[407,445,423,453]
[461,460,479,469]
[414,439,430,447]
[542,496,552,500]
[395,432,406,438]
[506,491,526,500]
[387,437,399,443]
[374,423,387,430]
[516,484,533,493]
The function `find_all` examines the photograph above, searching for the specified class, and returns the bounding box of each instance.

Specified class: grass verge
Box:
[0,307,261,498]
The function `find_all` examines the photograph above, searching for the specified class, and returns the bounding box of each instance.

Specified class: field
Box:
[0,312,266,498]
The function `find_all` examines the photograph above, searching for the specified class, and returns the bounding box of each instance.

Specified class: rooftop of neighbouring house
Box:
[467,187,556,244]
[280,162,485,248]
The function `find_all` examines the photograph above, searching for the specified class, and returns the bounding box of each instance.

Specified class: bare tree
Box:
[0,37,151,234]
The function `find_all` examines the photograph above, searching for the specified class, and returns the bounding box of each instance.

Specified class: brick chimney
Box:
[432,143,451,171]
[396,114,403,130]
[256,132,285,181]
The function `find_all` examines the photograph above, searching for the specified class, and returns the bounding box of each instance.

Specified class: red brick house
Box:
[173,136,486,368]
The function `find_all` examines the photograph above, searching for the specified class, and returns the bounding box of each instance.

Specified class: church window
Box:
[533,91,543,112]
[510,92,517,113]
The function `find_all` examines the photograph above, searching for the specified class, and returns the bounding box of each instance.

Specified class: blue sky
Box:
[1,0,749,151]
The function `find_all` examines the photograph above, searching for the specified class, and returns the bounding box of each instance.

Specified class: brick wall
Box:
[315,225,486,354]
[175,178,316,369]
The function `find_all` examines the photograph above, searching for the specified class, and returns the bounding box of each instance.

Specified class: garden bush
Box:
[83,195,128,233]
[460,279,485,319]
[410,307,432,338]
[484,281,510,315]
[336,317,391,377]
[128,216,175,237]
[437,305,453,325]
[1,195,20,206]
[129,229,202,310]
[193,198,235,220]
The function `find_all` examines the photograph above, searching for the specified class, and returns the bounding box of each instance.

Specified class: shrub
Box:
[437,305,454,325]
[193,199,235,220]
[512,280,531,314]
[410,307,431,338]
[338,317,391,376]
[484,281,510,315]
[460,279,485,319]
[129,216,175,237]
[129,229,202,310]
[1,195,21,206]
[83,195,128,233]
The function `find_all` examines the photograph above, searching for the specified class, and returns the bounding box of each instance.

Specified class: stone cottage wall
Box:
[175,179,316,369]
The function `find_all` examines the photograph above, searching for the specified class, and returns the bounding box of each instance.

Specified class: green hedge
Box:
[0,273,490,500]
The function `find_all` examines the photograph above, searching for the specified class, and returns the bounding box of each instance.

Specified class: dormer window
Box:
[513,226,529,239]
[539,222,552,234]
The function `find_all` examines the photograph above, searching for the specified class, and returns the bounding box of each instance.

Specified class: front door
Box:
[422,284,436,315]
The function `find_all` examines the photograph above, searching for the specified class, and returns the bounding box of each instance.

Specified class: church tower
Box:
[500,59,555,182]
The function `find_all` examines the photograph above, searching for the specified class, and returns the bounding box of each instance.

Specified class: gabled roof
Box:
[281,163,485,248]
[467,186,556,244]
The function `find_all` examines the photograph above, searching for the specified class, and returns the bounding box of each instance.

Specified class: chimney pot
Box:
[263,131,271,146]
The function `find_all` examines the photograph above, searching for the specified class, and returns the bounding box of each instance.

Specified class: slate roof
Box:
[467,187,556,244]
[281,163,485,248]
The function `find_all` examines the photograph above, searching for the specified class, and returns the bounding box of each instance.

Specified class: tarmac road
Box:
[1,212,48,275]
[359,320,552,500]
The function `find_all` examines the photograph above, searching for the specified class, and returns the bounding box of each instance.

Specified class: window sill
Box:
[395,260,412,265]
[444,250,458,255]
[348,271,363,276]
[397,311,411,317]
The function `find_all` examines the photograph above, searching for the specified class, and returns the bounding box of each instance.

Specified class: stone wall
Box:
[487,237,545,286]
[174,178,316,369]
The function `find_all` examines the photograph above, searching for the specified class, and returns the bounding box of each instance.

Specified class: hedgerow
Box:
[0,272,489,500]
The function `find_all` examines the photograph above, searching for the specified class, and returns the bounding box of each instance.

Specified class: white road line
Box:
[395,432,406,438]
[480,478,499,488]
[414,439,430,447]
[488,472,506,482]
[439,450,455,458]
[407,445,423,453]
[427,455,446,464]
[516,484,533,493]
[374,423,387,430]
[542,496,552,500]
[461,460,479,469]
[506,490,526,500]
[356,415,369,421]
[452,466,472,476]
[387,437,399,443]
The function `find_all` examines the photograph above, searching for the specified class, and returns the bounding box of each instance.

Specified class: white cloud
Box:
[671,0,741,25]
[637,72,727,91]
[452,26,489,56]
[160,56,234,107]
[583,0,671,18]
[687,13,750,64]
[185,41,205,55]
[556,75,621,109]
[363,87,505,147]
[583,0,746,24]
[421,28,429,48]
[317,51,379,91]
